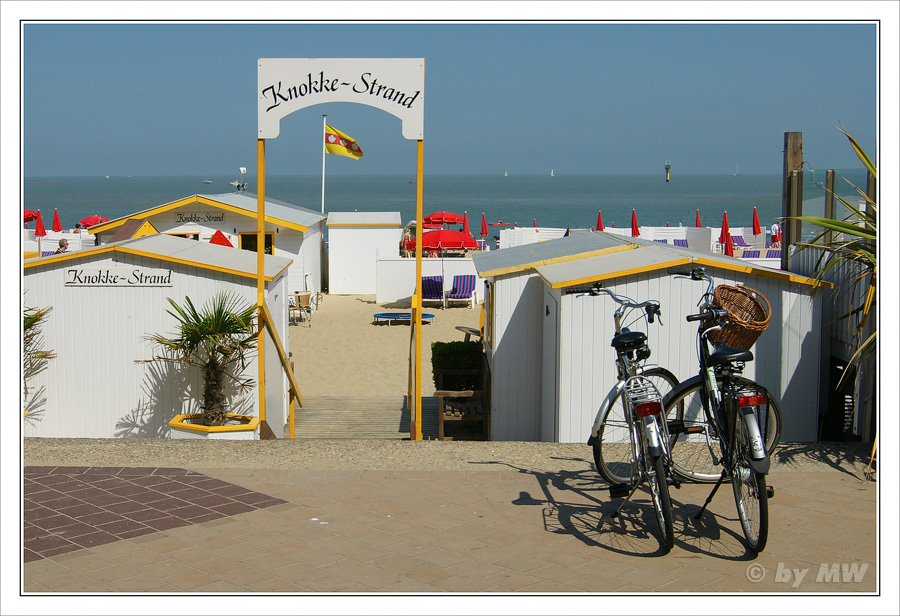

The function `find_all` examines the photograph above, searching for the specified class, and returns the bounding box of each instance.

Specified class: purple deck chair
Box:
[766,249,781,259]
[740,250,761,258]
[673,239,689,248]
[732,235,751,248]
[445,274,477,309]
[421,275,445,309]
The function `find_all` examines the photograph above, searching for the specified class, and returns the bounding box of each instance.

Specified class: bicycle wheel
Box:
[593,368,679,485]
[731,403,769,553]
[664,376,782,483]
[648,453,675,553]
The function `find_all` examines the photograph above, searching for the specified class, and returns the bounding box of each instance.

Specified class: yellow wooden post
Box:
[411,139,424,440]
[257,139,267,423]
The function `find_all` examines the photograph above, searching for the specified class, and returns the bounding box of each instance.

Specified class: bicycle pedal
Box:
[766,485,775,498]
[609,483,631,498]
[667,420,686,434]
[685,426,705,434]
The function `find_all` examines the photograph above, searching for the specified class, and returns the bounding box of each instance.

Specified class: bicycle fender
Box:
[750,457,770,475]
[587,380,627,442]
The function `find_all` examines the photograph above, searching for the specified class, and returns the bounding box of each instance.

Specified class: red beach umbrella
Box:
[480,213,488,237]
[34,210,47,237]
[719,211,730,244]
[631,210,640,237]
[423,211,464,226]
[462,212,471,237]
[79,215,111,227]
[410,229,477,251]
[209,230,234,247]
[52,208,63,232]
[596,211,604,231]
[24,210,39,225]
[533,218,537,228]
[695,209,701,228]
[752,207,762,236]
[724,231,734,257]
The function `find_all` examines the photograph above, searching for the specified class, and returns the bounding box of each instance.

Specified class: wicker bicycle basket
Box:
[707,284,771,350]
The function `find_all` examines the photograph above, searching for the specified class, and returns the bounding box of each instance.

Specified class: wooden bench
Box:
[434,365,490,441]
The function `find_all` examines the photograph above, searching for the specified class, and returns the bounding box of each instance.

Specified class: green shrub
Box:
[431,340,482,390]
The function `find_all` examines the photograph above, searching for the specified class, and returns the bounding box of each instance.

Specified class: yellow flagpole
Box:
[257,139,267,424]
[412,139,424,440]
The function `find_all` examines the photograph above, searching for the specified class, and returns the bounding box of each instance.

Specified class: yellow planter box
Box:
[168,413,260,440]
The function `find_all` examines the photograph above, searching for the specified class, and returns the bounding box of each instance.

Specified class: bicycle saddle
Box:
[708,342,753,366]
[611,330,647,352]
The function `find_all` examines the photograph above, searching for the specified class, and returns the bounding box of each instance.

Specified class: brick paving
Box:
[20,461,879,598]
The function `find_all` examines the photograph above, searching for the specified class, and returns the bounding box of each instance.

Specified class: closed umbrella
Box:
[462,212,471,237]
[34,210,47,237]
[631,210,640,237]
[79,215,111,227]
[596,211,604,231]
[752,207,762,236]
[719,211,730,244]
[533,218,537,228]
[695,209,701,228]
[52,208,63,232]
[480,213,488,237]
[724,231,734,257]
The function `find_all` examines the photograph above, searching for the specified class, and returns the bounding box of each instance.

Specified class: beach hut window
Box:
[239,232,275,255]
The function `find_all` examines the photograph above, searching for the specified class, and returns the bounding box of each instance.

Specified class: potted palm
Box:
[145,291,260,439]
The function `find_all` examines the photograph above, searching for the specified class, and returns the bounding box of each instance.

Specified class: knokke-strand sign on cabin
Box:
[64,268,173,287]
[257,58,425,140]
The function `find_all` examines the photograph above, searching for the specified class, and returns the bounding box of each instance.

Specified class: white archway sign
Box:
[258,58,424,140]
[255,58,428,440]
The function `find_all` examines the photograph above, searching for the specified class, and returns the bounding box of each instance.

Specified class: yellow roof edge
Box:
[326,223,401,227]
[88,195,308,235]
[547,257,694,289]
[24,244,283,282]
[693,257,830,288]
[480,243,636,279]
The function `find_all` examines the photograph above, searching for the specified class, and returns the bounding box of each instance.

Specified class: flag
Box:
[324,125,363,159]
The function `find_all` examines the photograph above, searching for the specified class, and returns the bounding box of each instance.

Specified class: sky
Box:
[9,7,888,179]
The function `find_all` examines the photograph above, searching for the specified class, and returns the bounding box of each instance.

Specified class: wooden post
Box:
[824,170,835,245]
[411,140,424,440]
[257,139,267,426]
[781,132,803,271]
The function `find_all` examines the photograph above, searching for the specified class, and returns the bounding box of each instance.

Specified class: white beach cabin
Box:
[23,234,293,440]
[326,211,402,295]
[88,192,325,298]
[473,232,825,443]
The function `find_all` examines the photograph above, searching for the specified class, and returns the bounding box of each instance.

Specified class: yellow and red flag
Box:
[324,125,364,160]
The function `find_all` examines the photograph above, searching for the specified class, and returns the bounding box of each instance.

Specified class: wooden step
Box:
[284,396,440,440]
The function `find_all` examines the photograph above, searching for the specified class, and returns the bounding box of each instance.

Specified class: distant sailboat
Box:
[550,169,555,177]
[733,164,741,177]
[504,171,508,177]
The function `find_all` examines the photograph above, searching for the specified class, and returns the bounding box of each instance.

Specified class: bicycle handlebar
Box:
[590,285,663,325]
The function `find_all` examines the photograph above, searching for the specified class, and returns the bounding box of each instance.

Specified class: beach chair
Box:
[421,275,445,309]
[290,292,312,326]
[766,249,781,259]
[445,274,477,309]
[732,235,751,248]
[674,239,689,248]
[741,250,760,259]
[653,239,668,244]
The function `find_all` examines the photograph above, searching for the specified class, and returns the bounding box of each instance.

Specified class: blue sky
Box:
[15,16,882,177]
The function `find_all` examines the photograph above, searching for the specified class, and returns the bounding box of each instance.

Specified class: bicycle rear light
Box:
[634,401,662,417]
[739,394,767,407]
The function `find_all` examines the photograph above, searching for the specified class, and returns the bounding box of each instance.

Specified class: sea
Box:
[23,171,868,241]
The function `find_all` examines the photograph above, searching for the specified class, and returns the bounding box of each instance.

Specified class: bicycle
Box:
[584,284,679,553]
[663,266,782,553]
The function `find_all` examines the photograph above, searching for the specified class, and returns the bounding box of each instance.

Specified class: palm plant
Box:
[147,291,257,426]
[794,126,876,376]
[23,300,55,417]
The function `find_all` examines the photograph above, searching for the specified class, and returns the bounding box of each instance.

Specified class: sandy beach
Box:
[288,294,481,398]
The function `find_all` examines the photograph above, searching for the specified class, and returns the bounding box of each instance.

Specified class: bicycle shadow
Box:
[474,456,758,560]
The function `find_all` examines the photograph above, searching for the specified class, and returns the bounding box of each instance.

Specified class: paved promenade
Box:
[17,439,883,612]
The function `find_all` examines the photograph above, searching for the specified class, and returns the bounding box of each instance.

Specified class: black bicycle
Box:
[663,267,782,553]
